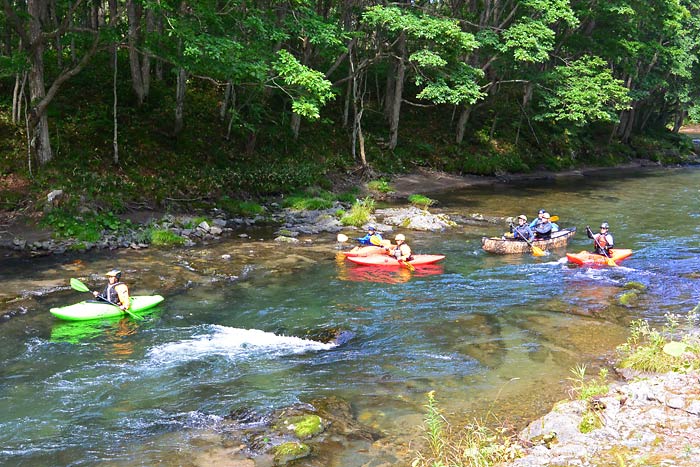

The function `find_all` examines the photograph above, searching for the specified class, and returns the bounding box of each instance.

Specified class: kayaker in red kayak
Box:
[587,222,614,256]
[386,234,413,262]
[356,225,383,246]
[93,269,131,311]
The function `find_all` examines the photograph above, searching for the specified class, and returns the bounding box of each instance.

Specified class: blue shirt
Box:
[357,233,382,245]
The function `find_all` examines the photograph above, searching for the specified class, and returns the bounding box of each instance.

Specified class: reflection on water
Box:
[2,167,700,466]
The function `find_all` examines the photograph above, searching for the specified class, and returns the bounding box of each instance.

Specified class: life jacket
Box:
[101,282,125,305]
[393,244,413,261]
[596,234,607,247]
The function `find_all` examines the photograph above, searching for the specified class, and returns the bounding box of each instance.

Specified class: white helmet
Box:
[395,234,406,241]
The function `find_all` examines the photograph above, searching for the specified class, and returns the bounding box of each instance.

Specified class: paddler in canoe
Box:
[510,214,534,242]
[93,269,131,311]
[530,209,559,232]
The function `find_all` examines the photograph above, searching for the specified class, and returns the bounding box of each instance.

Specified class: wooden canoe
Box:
[481,227,576,254]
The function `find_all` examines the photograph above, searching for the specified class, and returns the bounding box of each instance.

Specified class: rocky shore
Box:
[503,369,700,467]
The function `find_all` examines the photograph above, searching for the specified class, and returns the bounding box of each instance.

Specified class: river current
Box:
[1,167,699,465]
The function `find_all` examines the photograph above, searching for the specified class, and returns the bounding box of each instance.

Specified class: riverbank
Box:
[500,369,700,467]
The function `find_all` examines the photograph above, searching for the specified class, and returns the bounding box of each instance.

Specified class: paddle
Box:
[371,235,416,271]
[510,222,546,257]
[549,215,559,222]
[337,233,349,243]
[70,278,143,320]
[585,227,617,267]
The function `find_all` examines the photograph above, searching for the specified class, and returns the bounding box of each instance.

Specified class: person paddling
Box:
[533,212,553,239]
[387,234,413,262]
[531,209,559,232]
[587,222,614,256]
[512,214,534,241]
[93,269,131,311]
[356,225,382,246]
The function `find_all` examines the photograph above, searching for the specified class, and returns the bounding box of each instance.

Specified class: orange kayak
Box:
[566,249,632,266]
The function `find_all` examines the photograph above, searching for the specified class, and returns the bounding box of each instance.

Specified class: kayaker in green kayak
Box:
[93,269,131,311]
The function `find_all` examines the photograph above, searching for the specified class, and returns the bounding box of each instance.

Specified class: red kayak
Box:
[566,249,633,266]
[343,245,386,257]
[346,254,445,267]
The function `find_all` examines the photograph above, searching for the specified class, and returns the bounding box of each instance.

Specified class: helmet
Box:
[517,214,527,221]
[106,269,122,280]
[395,234,406,241]
[367,225,376,232]
[538,209,546,214]
[600,222,609,229]
[543,212,551,219]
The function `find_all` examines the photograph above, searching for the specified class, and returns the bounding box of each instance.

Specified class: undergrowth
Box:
[412,391,523,467]
[616,307,700,373]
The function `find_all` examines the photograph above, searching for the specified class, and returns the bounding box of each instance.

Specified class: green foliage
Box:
[502,19,555,63]
[536,56,632,125]
[412,391,524,467]
[616,310,700,373]
[42,209,131,242]
[408,194,435,210]
[567,365,609,401]
[367,179,394,194]
[217,197,264,217]
[340,197,375,227]
[149,229,186,247]
[272,49,335,120]
[284,188,336,210]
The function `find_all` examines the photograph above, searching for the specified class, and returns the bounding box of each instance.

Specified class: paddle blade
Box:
[531,246,546,257]
[606,258,618,267]
[70,278,90,293]
[549,215,559,222]
[337,233,349,242]
[369,235,382,246]
[400,260,416,272]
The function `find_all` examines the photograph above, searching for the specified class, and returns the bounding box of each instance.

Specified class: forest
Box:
[1,0,699,210]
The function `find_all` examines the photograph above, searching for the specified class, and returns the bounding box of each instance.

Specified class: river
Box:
[1,166,699,466]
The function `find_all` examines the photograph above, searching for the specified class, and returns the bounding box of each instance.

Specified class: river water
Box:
[1,167,699,466]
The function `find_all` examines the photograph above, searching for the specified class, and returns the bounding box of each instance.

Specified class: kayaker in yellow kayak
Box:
[93,269,131,311]
[586,222,614,256]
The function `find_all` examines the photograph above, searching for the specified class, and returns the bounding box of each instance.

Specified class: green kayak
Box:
[50,295,165,321]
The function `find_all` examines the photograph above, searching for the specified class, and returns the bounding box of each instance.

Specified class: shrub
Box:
[367,178,394,193]
[340,197,375,226]
[218,196,264,217]
[616,309,700,373]
[408,194,435,210]
[412,391,523,467]
[150,229,186,246]
[42,209,132,242]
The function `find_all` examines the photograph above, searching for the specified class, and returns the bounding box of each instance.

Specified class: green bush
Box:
[367,179,394,193]
[408,194,435,210]
[217,196,264,216]
[150,229,186,246]
[340,197,375,226]
[42,209,132,241]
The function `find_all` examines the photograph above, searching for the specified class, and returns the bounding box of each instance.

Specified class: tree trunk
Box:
[27,0,53,165]
[388,32,406,151]
[456,106,472,144]
[672,108,685,133]
[113,37,119,164]
[174,66,187,135]
[220,81,232,121]
[127,0,147,105]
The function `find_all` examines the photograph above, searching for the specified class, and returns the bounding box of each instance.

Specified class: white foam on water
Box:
[147,325,336,366]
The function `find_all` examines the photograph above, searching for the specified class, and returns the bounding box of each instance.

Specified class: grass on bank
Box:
[616,307,700,373]
[412,391,524,467]
[340,197,375,227]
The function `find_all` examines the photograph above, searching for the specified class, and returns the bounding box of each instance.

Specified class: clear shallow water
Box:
[2,167,700,465]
